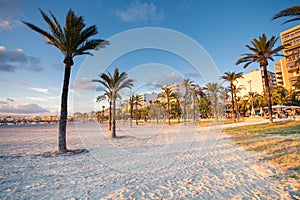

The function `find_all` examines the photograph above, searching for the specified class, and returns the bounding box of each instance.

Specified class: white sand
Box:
[0,121,295,199]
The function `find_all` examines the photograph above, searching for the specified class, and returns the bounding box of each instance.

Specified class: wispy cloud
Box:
[0,97,15,104]
[0,0,22,32]
[0,103,49,115]
[0,19,22,31]
[71,77,103,91]
[28,87,49,94]
[185,71,201,78]
[147,72,183,90]
[25,96,59,102]
[0,46,42,72]
[116,1,164,23]
[20,82,49,94]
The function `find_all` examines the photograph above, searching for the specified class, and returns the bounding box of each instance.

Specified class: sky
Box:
[0,0,299,117]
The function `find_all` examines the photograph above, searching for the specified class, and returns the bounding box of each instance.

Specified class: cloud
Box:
[185,71,201,78]
[0,98,15,104]
[0,19,22,31]
[28,87,49,94]
[71,77,103,91]
[0,0,22,32]
[116,1,164,23]
[0,103,49,114]
[147,72,183,90]
[0,46,42,72]
[0,78,8,82]
[20,82,49,94]
[25,96,59,102]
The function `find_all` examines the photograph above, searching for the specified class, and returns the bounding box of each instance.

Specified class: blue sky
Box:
[0,0,299,116]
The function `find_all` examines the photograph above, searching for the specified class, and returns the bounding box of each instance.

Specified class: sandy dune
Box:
[0,121,293,199]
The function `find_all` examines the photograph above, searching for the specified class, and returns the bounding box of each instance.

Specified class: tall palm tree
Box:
[23,9,108,153]
[181,79,193,125]
[158,86,177,125]
[236,34,287,123]
[272,5,300,24]
[93,68,133,138]
[203,82,223,124]
[221,71,243,121]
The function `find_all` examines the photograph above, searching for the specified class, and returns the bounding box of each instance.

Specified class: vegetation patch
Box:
[223,121,300,173]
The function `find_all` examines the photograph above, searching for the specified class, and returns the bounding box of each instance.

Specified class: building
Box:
[138,92,158,108]
[236,69,276,97]
[274,25,300,90]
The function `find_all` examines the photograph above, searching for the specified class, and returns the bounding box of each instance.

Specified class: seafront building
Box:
[235,69,276,97]
[274,25,300,90]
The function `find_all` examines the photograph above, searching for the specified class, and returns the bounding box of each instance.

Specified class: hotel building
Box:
[235,69,276,97]
[274,25,300,90]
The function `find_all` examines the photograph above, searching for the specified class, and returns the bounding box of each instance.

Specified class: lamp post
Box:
[248,80,255,116]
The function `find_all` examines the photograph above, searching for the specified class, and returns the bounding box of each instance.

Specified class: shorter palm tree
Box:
[133,94,143,125]
[158,86,177,125]
[93,68,133,138]
[221,71,243,121]
[181,79,193,125]
[203,82,223,124]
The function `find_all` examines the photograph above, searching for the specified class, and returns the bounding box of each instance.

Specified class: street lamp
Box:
[248,80,255,116]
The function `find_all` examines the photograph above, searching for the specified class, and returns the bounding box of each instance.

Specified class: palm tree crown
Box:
[236,34,285,69]
[272,5,300,24]
[23,9,108,67]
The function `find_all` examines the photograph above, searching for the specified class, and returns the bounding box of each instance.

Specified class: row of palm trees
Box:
[23,5,300,152]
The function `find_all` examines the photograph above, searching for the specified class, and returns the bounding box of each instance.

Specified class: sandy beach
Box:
[0,121,295,199]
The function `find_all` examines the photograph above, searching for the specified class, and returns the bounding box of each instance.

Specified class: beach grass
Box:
[223,121,300,176]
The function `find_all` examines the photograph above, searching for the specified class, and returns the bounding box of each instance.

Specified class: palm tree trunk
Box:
[193,94,196,123]
[168,102,171,125]
[213,100,218,124]
[183,95,187,125]
[110,96,116,138]
[230,84,236,122]
[58,66,71,153]
[130,108,133,128]
[108,101,112,131]
[263,65,273,123]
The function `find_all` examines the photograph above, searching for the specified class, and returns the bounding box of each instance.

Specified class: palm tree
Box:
[203,82,223,124]
[95,91,121,130]
[127,95,135,127]
[236,34,287,123]
[23,9,108,153]
[231,85,245,119]
[158,86,177,125]
[133,94,143,125]
[93,68,133,138]
[96,94,108,123]
[181,79,193,125]
[190,84,205,122]
[272,5,300,24]
[221,71,243,121]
